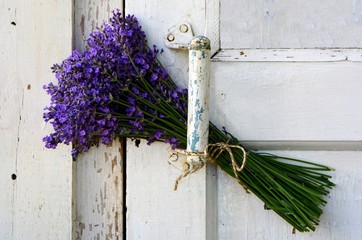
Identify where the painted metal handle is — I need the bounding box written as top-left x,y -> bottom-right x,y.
187,36 -> 211,165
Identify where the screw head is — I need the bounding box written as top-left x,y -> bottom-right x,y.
179,24 -> 188,33
167,34 -> 175,42
169,153 -> 178,162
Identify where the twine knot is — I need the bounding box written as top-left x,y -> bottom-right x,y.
172,142 -> 248,191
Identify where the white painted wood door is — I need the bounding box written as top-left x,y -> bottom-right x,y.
126,1 -> 362,240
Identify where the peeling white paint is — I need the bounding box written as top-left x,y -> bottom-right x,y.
213,49 -> 362,62
73,1 -> 123,239
187,36 -> 211,164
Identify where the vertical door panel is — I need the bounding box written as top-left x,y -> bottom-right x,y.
0,0 -> 73,239
125,1 -> 218,239
73,1 -> 124,239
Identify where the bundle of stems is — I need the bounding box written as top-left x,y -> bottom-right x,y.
115,79 -> 335,232
43,11 -> 335,232
209,125 -> 335,232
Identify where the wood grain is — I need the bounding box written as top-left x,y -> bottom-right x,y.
73,1 -> 124,239
221,0 -> 362,48
213,49 -> 362,62
75,142 -> 123,240
205,0 -> 221,55
126,0 -> 209,89
0,1 -> 20,238
210,62 -> 362,144
126,140 -> 217,240
0,0 -> 73,239
126,2 -> 218,239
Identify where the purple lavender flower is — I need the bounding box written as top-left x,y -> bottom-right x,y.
43,10 -> 188,157
165,137 -> 178,150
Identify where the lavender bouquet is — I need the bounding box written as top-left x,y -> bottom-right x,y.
43,10 -> 334,232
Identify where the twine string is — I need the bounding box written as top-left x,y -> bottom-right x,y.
173,143 -> 248,191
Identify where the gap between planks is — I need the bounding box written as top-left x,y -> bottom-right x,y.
240,140 -> 362,151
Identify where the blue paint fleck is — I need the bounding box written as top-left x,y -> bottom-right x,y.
190,99 -> 206,151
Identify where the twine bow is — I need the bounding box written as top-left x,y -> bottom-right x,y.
172,143 -> 248,191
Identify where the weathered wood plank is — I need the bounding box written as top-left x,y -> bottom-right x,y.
126,0 -> 209,88
218,151 -> 362,240
212,49 -> 362,62
0,0 -> 73,239
205,0 -> 220,55
221,0 -> 362,48
210,62 -> 362,144
126,140 -> 217,240
0,1 -> 19,238
126,2 -> 218,239
73,1 -> 124,239
75,141 -> 123,240
74,0 -> 122,51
